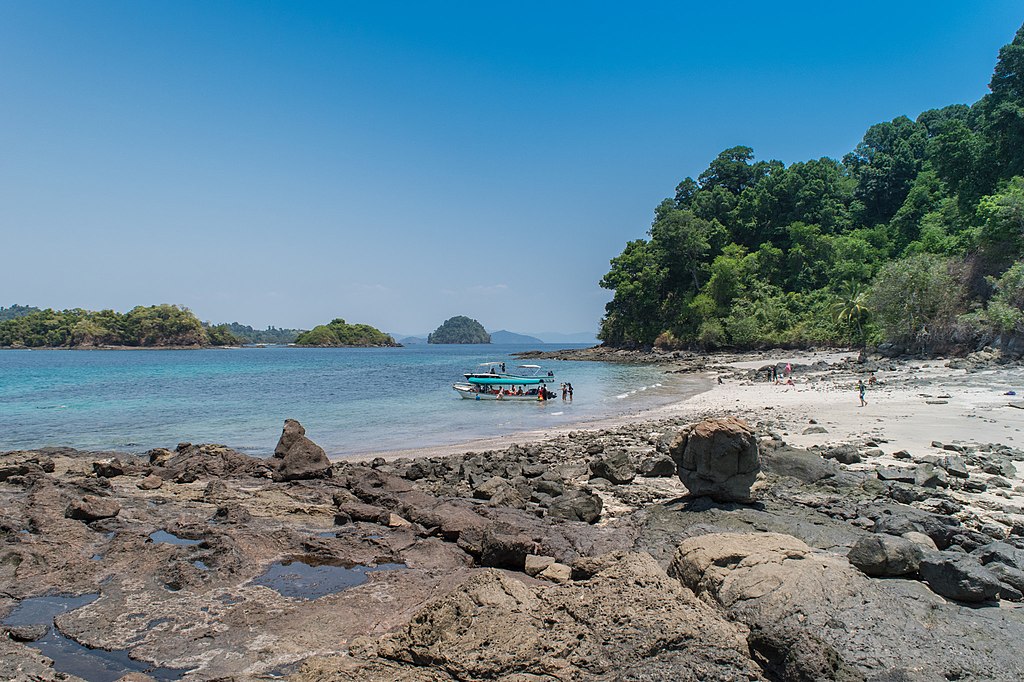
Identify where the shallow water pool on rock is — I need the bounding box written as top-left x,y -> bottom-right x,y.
251,557 -> 406,599
148,529 -> 202,546
2,593 -> 191,682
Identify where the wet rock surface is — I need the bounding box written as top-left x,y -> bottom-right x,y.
2,417 -> 1024,680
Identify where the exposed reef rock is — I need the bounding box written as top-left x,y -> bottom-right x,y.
4,412 -> 1024,680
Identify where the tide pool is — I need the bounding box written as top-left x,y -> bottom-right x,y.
0,345 -> 702,457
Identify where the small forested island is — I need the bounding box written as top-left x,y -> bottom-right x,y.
0,304 -> 239,348
599,24 -> 1024,356
428,316 -> 491,344
214,322 -> 302,345
0,304 -> 40,322
293,318 -> 399,347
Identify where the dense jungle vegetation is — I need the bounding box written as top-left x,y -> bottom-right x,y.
599,24 -> 1024,353
0,304 -> 238,347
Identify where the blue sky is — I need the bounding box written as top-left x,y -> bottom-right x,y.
2,2 -> 1022,336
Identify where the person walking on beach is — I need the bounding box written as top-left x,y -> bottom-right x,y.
858,378 -> 867,407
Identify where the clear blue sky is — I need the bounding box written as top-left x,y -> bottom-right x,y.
2,2 -> 1022,336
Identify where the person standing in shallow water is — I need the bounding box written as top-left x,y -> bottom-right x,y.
858,378 -> 867,407
567,383 -> 574,400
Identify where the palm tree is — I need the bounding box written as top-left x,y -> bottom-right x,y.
832,282 -> 870,347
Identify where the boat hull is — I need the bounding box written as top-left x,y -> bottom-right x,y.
453,384 -> 547,401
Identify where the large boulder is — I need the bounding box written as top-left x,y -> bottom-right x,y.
761,443 -> 838,483
847,534 -> 923,576
637,454 -> 676,477
589,449 -> 636,484
65,495 -> 120,522
670,417 -> 760,502
919,552 -> 1002,603
271,419 -> 332,481
92,458 -> 127,478
546,488 -> 603,524
823,445 -> 862,465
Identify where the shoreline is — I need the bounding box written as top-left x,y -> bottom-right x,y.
5,348 -> 1024,679
341,372 -> 717,462
357,347 -> 1024,468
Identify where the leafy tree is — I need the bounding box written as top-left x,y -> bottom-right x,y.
844,116 -> 928,226
831,282 -> 870,346
697,146 -> 780,196
599,240 -> 665,346
868,255 -> 965,349
977,176 -> 1024,263
978,24 -> 1024,180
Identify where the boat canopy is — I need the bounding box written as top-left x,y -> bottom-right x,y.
468,376 -> 542,386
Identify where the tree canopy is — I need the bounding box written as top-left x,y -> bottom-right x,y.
0,304 -> 231,348
598,22 -> 1024,354
293,318 -> 398,347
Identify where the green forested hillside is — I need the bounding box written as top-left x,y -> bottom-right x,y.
294,318 -> 398,347
428,316 -> 491,344
0,305 -> 230,347
599,24 -> 1024,353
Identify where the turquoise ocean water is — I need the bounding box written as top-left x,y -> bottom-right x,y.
0,345 -> 703,458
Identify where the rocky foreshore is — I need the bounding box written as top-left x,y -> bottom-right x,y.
4,380 -> 1024,681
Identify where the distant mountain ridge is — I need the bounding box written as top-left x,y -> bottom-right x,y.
488,330 -> 544,345
525,331 -> 599,345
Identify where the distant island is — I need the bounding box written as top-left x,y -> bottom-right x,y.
489,330 -> 544,345
294,318 -> 399,347
213,322 -> 303,345
0,304 -> 236,348
428,316 -> 490,344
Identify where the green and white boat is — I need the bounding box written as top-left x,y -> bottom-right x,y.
454,363 -> 558,400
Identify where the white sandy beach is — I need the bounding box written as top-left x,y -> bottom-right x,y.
368,351 -> 1024,467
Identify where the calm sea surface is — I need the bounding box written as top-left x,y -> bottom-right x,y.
0,344 -> 704,457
